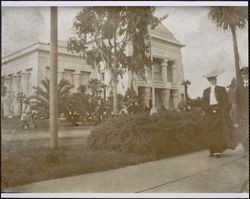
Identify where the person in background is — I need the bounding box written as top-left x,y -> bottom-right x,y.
21,100 -> 31,129
235,66 -> 249,158
201,67 -> 237,158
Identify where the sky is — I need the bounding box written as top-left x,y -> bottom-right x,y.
2,6 -> 248,98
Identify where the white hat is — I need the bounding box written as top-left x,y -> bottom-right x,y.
203,67 -> 225,78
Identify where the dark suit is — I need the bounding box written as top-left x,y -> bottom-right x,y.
202,86 -> 230,114
235,81 -> 249,119
201,85 -> 236,154
235,80 -> 249,152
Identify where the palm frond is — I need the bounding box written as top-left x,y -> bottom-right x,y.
209,7 -> 248,30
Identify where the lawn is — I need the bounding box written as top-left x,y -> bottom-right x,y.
2,111 -> 207,191
1,117 -> 80,130
1,136 -> 155,190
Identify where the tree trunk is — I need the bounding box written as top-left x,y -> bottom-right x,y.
49,7 -> 58,149
184,85 -> 188,109
230,25 -> 241,87
111,76 -> 118,115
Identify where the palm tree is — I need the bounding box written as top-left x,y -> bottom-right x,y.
29,78 -> 74,119
181,80 -> 191,110
208,7 -> 248,86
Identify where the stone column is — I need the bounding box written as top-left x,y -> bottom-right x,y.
2,77 -> 11,117
21,72 -> 31,98
172,62 -> 177,83
173,90 -> 179,110
13,74 -> 22,116
72,72 -> 81,93
144,87 -> 151,108
160,89 -> 170,110
6,76 -> 14,118
58,70 -> 64,84
162,60 -> 168,82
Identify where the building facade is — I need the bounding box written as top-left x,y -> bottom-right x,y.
1,23 -> 185,117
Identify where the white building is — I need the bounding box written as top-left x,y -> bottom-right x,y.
1,23 -> 185,117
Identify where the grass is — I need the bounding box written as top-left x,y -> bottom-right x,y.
1,136 -> 156,190
1,117 -> 79,131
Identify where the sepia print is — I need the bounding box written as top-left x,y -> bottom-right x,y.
1,2 -> 249,197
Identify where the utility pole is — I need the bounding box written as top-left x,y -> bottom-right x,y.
50,7 -> 58,149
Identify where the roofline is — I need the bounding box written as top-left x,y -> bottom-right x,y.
151,34 -> 185,47
2,42 -> 39,59
1,41 -> 76,64
2,36 -> 185,64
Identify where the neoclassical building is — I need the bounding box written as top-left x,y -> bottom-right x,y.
1,23 -> 185,117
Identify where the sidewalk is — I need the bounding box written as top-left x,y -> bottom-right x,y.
2,126 -> 93,142
4,145 -> 249,193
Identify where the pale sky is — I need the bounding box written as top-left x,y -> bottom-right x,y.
2,6 -> 248,98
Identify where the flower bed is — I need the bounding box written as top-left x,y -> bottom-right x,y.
87,111 -> 206,158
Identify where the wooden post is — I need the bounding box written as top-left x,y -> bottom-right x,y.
50,7 -> 58,149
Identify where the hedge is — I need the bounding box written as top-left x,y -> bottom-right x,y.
87,111 -> 207,158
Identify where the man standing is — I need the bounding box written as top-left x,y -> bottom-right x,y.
201,67 -> 237,158
235,66 -> 249,158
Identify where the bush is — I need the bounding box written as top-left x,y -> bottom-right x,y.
87,111 -> 206,158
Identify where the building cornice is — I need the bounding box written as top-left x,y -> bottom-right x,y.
2,41 -> 82,64
151,34 -> 185,47
2,36 -> 184,65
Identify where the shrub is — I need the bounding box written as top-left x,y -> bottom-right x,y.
87,111 -> 206,158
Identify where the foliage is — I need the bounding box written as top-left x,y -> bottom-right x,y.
29,78 -> 75,120
208,7 -> 248,85
87,78 -> 103,99
189,97 -> 202,108
87,111 -> 205,158
208,7 -> 248,30
68,7 -> 167,113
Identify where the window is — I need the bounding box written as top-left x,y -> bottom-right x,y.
153,58 -> 163,81
64,69 -> 75,84
167,61 -> 174,82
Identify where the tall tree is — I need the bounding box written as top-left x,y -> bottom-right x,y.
208,7 -> 248,86
68,7 -> 166,114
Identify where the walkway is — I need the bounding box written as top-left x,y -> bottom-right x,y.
4,145 -> 249,193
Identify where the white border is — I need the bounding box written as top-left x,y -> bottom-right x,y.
1,1 -> 248,7
1,193 -> 249,198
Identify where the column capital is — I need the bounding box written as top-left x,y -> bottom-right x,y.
162,61 -> 168,67
12,74 -> 21,79
172,65 -> 177,69
3,76 -> 11,80
21,71 -> 30,75
72,71 -> 81,75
